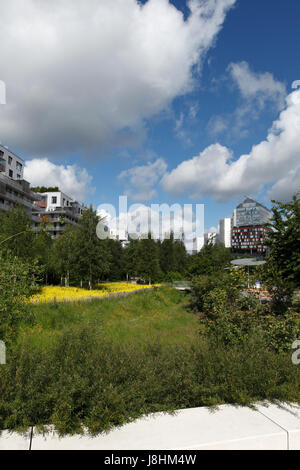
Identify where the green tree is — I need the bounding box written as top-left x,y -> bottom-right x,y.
188,242 -> 232,277
104,239 -> 125,281
52,225 -> 78,286
136,234 -> 162,284
159,233 -> 176,274
0,204 -> 34,260
266,193 -> 300,286
32,220 -> 54,284
0,253 -> 39,343
72,207 -> 110,288
123,239 -> 139,281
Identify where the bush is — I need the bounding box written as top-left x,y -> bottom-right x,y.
1,324 -> 300,435
0,253 -> 40,343
165,272 -> 184,282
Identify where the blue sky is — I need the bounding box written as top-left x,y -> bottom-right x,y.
1,0 -> 300,232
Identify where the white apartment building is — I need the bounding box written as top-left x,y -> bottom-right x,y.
0,144 -> 39,222
33,190 -> 85,238
219,218 -> 232,248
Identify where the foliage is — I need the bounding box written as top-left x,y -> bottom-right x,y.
60,207 -> 111,288
266,193 -> 300,286
159,233 -> 187,275
135,234 -> 163,283
0,289 -> 299,434
31,186 -> 60,193
165,271 -> 184,282
0,204 -> 34,260
0,253 -> 39,343
188,242 -> 233,277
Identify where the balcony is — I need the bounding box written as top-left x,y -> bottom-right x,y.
34,200 -> 47,208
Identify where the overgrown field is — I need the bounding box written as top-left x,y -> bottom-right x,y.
1,288 -> 300,436
30,282 -> 159,304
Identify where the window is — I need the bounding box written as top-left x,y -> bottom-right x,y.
17,174 -> 21,179
8,156 -> 12,165
52,196 -> 57,204
9,169 -> 13,178
16,162 -> 22,172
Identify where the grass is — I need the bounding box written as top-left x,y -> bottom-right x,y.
29,282 -> 159,304
29,287 -> 197,346
1,287 -> 300,436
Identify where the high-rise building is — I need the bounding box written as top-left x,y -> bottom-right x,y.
33,190 -> 85,238
219,218 -> 232,248
231,197 -> 272,254
0,144 -> 39,222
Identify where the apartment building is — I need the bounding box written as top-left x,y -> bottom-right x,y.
33,190 -> 85,238
0,144 -> 39,222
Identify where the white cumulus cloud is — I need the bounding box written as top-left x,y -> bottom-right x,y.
161,89 -> 300,202
118,158 -> 167,201
24,159 -> 94,202
0,0 -> 236,155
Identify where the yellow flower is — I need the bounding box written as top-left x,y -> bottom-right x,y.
30,282 -> 161,304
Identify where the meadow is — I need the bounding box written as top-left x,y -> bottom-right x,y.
29,287 -> 196,345
30,282 -> 158,304
1,287 -> 300,436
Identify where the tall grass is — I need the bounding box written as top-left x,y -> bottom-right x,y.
0,288 -> 299,435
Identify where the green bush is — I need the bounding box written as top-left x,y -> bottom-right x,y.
1,324 -> 300,435
0,253 -> 40,343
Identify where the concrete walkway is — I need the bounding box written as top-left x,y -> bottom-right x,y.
1,403 -> 300,450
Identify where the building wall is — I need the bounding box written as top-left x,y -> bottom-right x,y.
219,218 -> 231,248
234,198 -> 271,227
231,198 -> 271,254
0,145 -> 38,221
231,226 -> 270,254
0,144 -> 24,180
33,191 -> 84,238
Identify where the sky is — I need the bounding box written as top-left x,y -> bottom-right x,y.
0,0 -> 300,233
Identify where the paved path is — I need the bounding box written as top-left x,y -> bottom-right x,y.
1,403 -> 300,450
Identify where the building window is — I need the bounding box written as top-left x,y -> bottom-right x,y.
17,174 -> 21,179
8,156 -> 12,165
51,196 -> 57,204
9,169 -> 13,178
16,162 -> 22,172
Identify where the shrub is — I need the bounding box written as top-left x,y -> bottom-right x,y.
0,253 -> 40,343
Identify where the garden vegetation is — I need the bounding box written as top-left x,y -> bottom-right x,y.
0,193 -> 299,435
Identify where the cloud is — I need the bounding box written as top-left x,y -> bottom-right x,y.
161,89 -> 300,202
228,61 -> 286,110
24,159 -> 94,202
118,158 -> 167,201
268,166 -> 300,202
207,115 -> 229,136
0,0 -> 236,156
208,62 -> 287,139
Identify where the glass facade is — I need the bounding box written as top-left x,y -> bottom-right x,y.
234,198 -> 271,227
